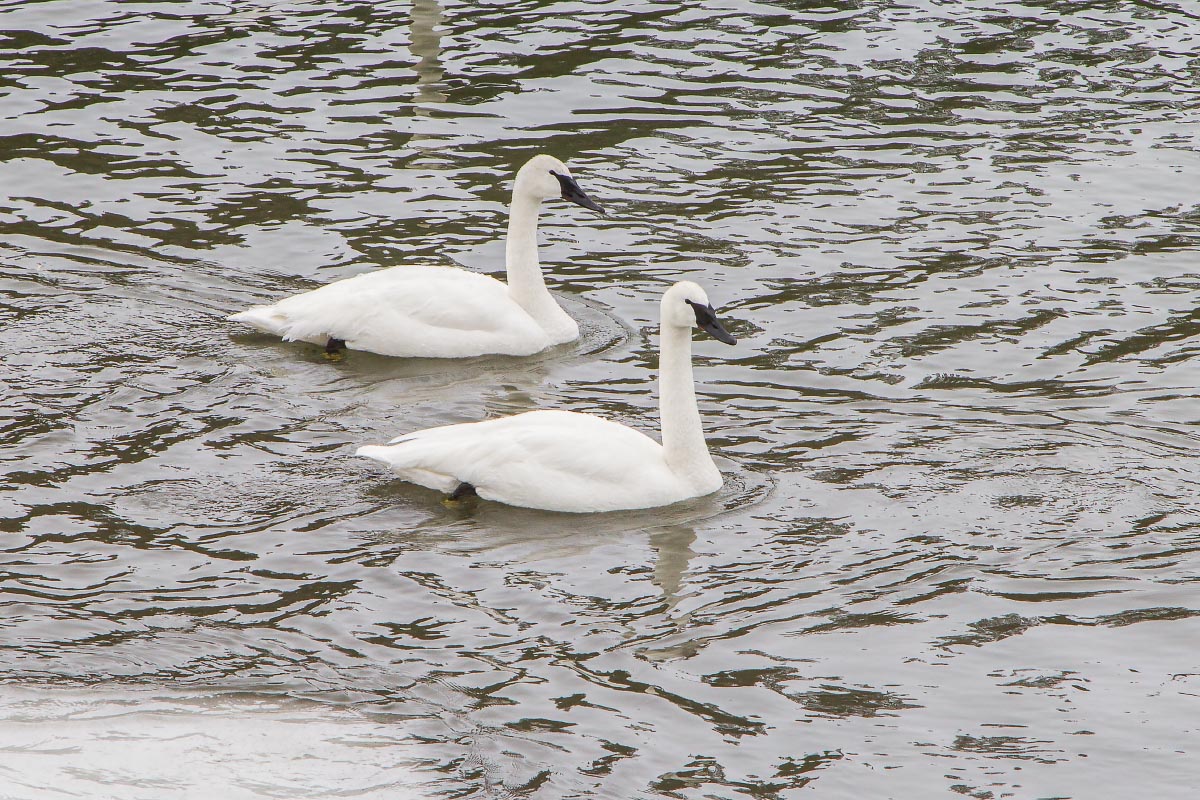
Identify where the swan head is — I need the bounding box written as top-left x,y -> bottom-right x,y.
514,154 -> 605,214
662,281 -> 737,345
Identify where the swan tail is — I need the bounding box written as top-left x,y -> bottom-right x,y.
229,306 -> 288,336
229,306 -> 336,347
355,445 -> 460,494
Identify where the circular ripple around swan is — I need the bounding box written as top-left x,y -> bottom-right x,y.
227,289 -> 632,389
352,454 -> 773,551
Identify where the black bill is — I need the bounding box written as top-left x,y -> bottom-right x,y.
686,300 -> 737,345
550,170 -> 605,214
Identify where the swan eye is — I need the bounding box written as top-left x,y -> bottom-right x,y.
685,298 -> 712,320
551,170 -> 606,214
684,299 -> 737,345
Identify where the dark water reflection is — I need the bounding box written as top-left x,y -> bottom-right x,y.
2,0 -> 1200,797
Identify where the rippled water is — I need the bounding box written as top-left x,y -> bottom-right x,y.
3,0 -> 1200,797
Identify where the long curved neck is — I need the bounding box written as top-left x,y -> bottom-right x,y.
504,191 -> 546,305
503,187 -> 576,338
659,324 -> 716,479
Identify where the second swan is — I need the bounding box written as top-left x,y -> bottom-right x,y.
357,281 -> 737,513
229,154 -> 604,358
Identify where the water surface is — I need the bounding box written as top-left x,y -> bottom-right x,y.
2,1 -> 1199,797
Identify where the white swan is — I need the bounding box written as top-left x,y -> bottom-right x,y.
228,154 -> 604,358
356,281 -> 737,513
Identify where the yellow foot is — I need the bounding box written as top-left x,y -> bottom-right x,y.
442,488 -> 478,510
323,350 -> 344,362
441,498 -> 478,512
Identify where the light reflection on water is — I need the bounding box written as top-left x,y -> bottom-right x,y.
2,0 -> 1200,797
0,686 -> 430,800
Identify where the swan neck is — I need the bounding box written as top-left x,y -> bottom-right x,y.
503,186 -> 576,340
505,190 -> 548,304
659,324 -> 715,478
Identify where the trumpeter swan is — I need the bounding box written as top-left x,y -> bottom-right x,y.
229,154 -> 604,358
356,281 -> 737,512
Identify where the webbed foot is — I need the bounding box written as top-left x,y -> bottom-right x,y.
442,482 -> 478,508
324,337 -> 346,360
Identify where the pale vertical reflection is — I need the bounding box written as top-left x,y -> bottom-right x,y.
409,0 -> 446,153
650,525 -> 697,608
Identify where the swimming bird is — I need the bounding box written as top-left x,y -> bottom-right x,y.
228,154 -> 604,358
356,281 -> 737,513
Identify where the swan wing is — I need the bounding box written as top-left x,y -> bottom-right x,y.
230,266 -> 550,357
357,410 -> 685,512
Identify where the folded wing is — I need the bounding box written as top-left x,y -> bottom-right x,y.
356,410 -> 676,512
230,266 -> 548,357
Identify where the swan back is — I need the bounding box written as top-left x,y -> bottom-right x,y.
358,410 -> 686,513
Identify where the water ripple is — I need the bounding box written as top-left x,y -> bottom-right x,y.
2,0 -> 1199,797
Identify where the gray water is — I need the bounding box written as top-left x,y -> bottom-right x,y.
2,0 -> 1199,797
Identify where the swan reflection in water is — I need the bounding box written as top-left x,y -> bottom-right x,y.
650,524 -> 698,609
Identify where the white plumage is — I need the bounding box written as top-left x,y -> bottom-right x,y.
229,266 -> 547,357
358,411 -> 679,511
357,281 -> 738,513
229,154 -> 604,358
